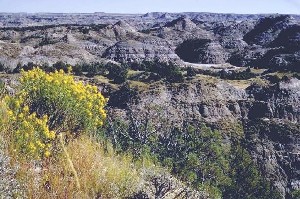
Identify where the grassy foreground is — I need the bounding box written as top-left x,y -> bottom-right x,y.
0,68 -> 154,198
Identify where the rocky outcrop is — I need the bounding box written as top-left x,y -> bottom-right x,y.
107,79 -> 249,132
164,17 -> 197,31
228,46 -> 268,67
244,119 -> 300,198
175,39 -> 229,64
107,76 -> 299,127
243,15 -> 293,46
148,17 -> 213,46
213,21 -> 255,52
133,169 -> 209,199
255,25 -> 300,72
227,15 -> 300,72
241,78 -> 300,123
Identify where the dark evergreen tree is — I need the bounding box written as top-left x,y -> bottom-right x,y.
186,66 -> 197,77
107,63 -> 128,84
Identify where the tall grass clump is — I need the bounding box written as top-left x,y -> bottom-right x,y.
21,135 -> 142,198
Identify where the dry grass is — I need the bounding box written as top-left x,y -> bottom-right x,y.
266,71 -> 299,79
194,74 -> 251,89
127,70 -> 143,78
94,75 -> 119,90
250,77 -> 270,87
11,135 -> 142,199
194,74 -> 219,85
225,79 -> 252,89
129,80 -> 150,91
250,68 -> 266,74
94,75 -> 110,84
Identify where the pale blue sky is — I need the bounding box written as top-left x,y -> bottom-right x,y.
0,0 -> 299,14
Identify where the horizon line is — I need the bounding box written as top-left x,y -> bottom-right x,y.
0,11 -> 297,15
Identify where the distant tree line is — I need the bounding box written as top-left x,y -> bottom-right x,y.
186,66 -> 258,80
6,59 -> 273,84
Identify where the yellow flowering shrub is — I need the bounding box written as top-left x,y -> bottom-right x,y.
4,68 -> 107,159
4,102 -> 55,159
18,68 -> 107,133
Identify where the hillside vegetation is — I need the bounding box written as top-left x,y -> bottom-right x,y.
0,67 -> 288,199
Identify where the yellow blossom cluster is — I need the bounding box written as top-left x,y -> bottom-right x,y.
5,101 -> 55,159
19,68 -> 107,132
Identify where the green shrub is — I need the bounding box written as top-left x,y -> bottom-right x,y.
224,142 -> 282,199
107,63 -> 128,84
137,60 -> 184,83
186,66 -> 197,77
291,189 -> 300,199
0,63 -> 5,72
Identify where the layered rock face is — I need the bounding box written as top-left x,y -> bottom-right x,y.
243,15 -> 292,46
243,79 -> 300,123
102,40 -> 178,63
228,15 -> 300,72
107,77 -> 300,197
115,78 -> 299,125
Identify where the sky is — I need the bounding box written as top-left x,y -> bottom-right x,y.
0,0 -> 299,14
